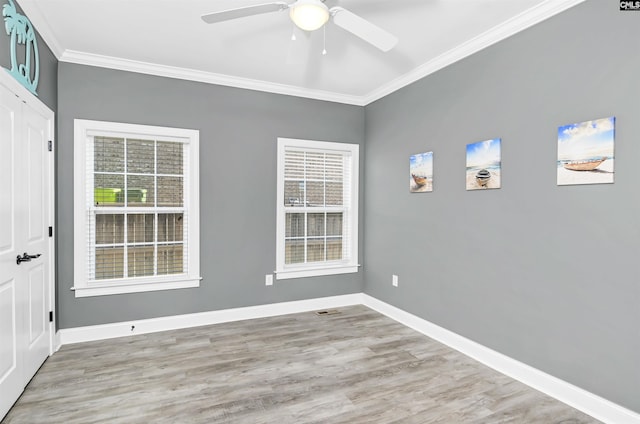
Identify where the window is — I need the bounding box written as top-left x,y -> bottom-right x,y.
276,138 -> 359,279
74,120 -> 200,297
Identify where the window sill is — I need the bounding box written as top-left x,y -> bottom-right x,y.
275,265 -> 359,280
73,277 -> 201,298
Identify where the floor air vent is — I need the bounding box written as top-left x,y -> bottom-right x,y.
315,309 -> 341,316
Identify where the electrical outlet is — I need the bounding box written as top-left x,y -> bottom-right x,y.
392,275 -> 398,287
265,274 -> 273,286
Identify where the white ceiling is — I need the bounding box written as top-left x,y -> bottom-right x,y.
19,0 -> 583,105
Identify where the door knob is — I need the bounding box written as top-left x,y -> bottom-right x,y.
16,252 -> 41,265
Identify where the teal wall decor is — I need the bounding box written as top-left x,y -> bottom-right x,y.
3,0 -> 39,95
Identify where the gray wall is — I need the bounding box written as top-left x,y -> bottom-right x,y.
57,63 -> 365,328
16,0 -> 638,414
364,0 -> 639,413
0,0 -> 57,111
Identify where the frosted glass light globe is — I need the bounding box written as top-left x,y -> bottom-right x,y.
290,0 -> 329,31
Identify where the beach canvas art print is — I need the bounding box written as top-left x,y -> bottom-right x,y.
557,117 -> 615,186
466,138 -> 501,190
409,151 -> 433,193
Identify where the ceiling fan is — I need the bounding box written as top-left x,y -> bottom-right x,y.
201,0 -> 398,52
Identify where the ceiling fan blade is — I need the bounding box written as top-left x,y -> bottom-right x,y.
329,7 -> 398,52
202,2 -> 289,24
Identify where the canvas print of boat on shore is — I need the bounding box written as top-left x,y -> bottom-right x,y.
409,151 -> 433,192
557,116 -> 615,186
466,138 -> 501,190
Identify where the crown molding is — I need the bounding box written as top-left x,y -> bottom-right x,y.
58,50 -> 366,106
362,0 -> 587,105
19,0 -> 584,106
14,0 -> 65,58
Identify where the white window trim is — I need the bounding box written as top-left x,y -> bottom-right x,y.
276,137 -> 359,280
73,119 -> 201,297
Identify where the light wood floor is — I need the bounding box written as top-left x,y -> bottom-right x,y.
3,305 -> 601,424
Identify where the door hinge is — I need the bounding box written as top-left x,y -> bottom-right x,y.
49,311 -> 53,322
48,140 -> 52,151
49,226 -> 53,237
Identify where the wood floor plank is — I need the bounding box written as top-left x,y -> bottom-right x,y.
2,305 -> 601,424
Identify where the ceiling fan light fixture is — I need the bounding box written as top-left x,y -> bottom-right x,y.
289,0 -> 329,32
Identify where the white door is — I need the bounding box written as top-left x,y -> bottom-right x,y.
21,98 -> 51,380
0,81 -> 53,420
0,77 -> 25,420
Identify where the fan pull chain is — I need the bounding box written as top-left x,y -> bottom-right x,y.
322,25 -> 327,55
291,25 -> 297,41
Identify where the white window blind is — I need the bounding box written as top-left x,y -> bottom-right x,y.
89,136 -> 187,280
74,120 -> 200,297
276,138 -> 359,280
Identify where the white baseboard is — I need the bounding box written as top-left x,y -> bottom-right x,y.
54,330 -> 62,353
361,294 -> 640,424
55,292 -> 639,424
57,293 -> 364,345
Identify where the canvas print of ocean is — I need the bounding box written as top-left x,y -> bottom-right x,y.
409,151 -> 433,193
466,138 -> 501,190
557,117 -> 615,186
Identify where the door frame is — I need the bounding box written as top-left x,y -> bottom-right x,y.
0,70 -> 56,356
